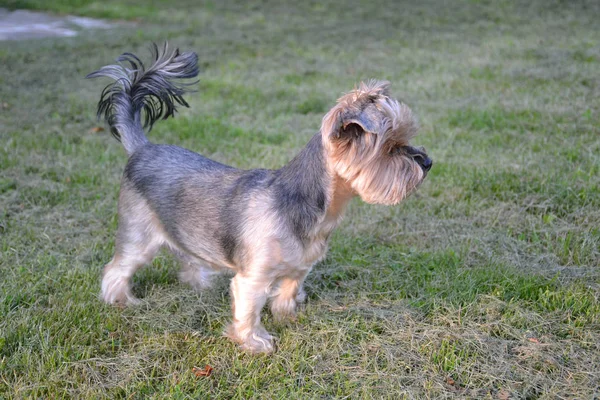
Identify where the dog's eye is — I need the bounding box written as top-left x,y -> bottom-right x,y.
389,145 -> 403,155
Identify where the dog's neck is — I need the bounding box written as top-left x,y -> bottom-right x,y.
326,173 -> 355,220
276,133 -> 356,238
276,133 -> 330,204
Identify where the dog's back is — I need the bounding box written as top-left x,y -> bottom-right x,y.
89,43 -> 431,354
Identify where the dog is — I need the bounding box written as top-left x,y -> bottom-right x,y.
88,43 -> 432,354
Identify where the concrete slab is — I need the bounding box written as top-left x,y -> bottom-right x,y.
0,8 -> 113,41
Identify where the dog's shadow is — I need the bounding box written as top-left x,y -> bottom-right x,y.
130,255 -> 180,296
128,255 -> 231,334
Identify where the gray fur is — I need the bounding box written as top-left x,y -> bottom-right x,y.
122,137 -> 329,270
272,134 -> 329,241
91,45 -> 431,354
87,43 -> 199,155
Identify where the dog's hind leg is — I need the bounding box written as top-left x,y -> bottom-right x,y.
101,185 -> 165,305
174,250 -> 220,291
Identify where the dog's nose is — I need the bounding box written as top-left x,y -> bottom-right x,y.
418,156 -> 432,172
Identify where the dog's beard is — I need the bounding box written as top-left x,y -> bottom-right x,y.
338,157 -> 425,205
327,135 -> 426,205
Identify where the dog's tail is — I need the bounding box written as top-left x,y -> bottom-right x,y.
87,43 -> 199,155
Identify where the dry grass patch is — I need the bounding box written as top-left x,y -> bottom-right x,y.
1,0 -> 599,398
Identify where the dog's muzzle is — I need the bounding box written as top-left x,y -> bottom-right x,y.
417,156 -> 432,172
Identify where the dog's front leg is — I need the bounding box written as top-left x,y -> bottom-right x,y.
270,270 -> 310,322
226,273 -> 274,353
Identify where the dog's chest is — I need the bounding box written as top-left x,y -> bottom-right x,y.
300,216 -> 338,265
301,236 -> 328,266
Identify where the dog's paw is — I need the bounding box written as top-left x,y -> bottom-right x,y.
101,269 -> 140,306
225,324 -> 275,354
240,331 -> 275,354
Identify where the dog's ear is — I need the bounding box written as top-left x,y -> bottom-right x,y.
338,106 -> 382,138
321,98 -> 383,141
321,80 -> 392,141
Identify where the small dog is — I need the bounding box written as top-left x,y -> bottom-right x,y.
88,44 -> 432,353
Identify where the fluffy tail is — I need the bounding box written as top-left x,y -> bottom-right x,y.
87,43 -> 199,155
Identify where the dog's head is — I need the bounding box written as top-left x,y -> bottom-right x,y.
321,80 -> 431,205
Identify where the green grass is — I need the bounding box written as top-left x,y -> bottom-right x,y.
1,0 -> 599,398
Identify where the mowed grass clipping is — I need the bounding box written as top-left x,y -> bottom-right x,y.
1,0 -> 599,398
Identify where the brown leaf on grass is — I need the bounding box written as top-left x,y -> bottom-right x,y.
90,126 -> 105,133
445,376 -> 464,393
193,365 -> 213,377
528,337 -> 540,344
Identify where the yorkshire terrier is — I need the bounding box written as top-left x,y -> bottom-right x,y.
88,44 -> 432,353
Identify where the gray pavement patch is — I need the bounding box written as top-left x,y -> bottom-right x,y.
0,8 -> 114,41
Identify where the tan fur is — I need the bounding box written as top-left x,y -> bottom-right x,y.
100,80 -> 430,354
321,80 -> 424,205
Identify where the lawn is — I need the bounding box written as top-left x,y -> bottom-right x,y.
1,0 -> 599,398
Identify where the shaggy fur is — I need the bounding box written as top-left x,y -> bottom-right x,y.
88,44 -> 432,354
